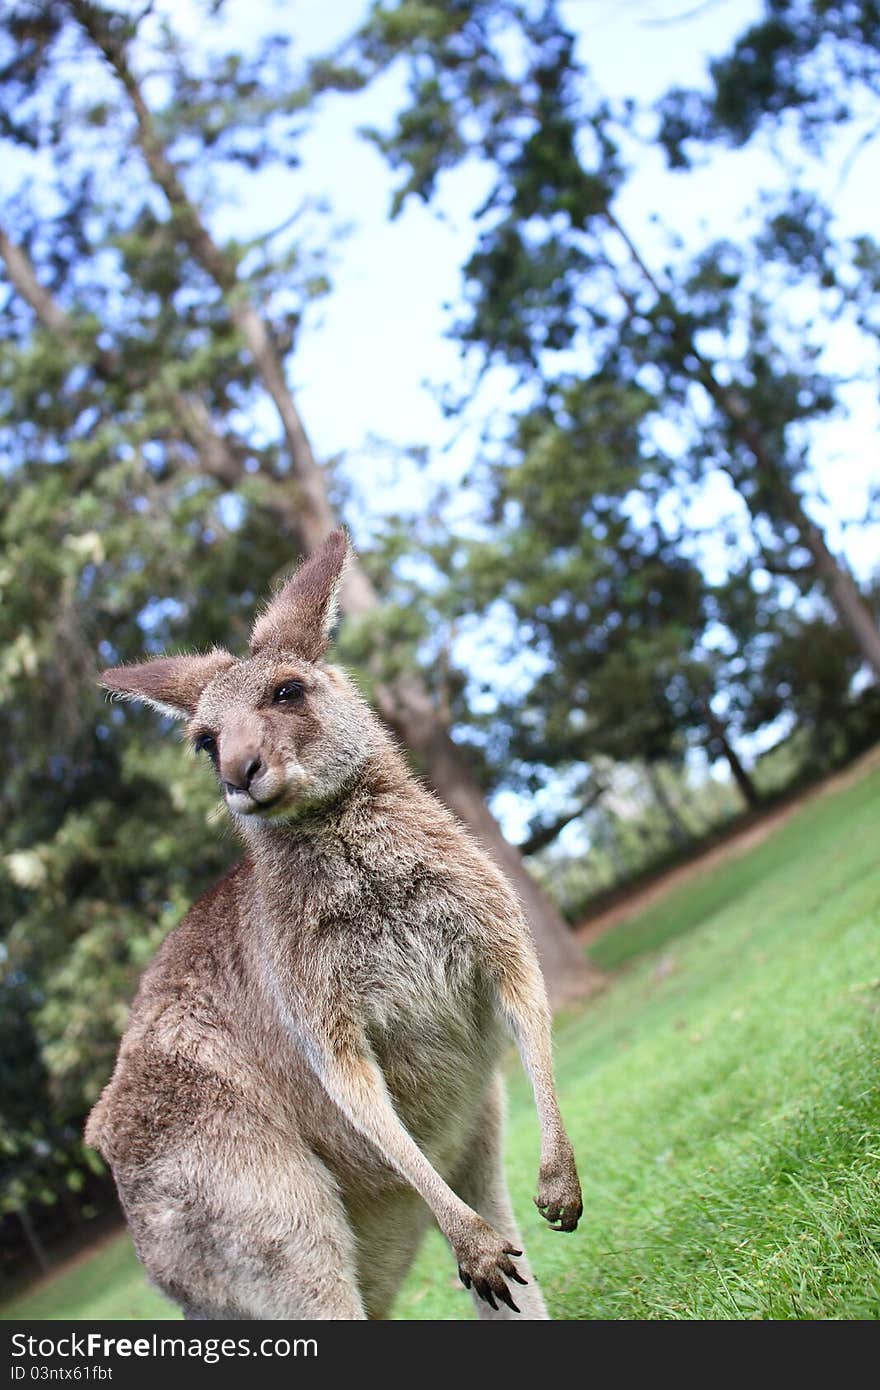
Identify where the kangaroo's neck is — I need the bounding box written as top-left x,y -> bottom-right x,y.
243,736 -> 417,927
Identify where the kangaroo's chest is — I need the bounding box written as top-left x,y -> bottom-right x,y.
361,913 -> 504,1151
286,846 -> 506,1153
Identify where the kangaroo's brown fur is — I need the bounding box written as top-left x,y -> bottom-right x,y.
86,530 -> 582,1320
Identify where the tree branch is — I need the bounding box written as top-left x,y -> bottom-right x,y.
519,782 -> 606,857
601,205 -> 880,677
71,0 -> 359,589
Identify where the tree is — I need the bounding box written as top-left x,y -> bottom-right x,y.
430,374 -> 764,846
345,0 -> 880,681
708,563 -> 877,774
656,0 -> 880,161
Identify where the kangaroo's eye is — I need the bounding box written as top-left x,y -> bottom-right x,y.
194,732 -> 218,756
273,680 -> 305,706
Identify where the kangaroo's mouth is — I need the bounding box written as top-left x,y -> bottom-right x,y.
225,789 -> 286,817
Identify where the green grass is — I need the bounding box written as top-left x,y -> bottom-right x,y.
1,1234 -> 172,1321
4,765 -> 880,1320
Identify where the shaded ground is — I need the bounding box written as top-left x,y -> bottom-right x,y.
3,754 -> 879,1320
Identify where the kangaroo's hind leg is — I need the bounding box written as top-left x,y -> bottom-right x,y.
451,1072 -> 550,1320
346,1185 -> 432,1320
123,1119 -> 368,1321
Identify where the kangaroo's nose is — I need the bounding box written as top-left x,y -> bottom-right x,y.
221,751 -> 263,795
243,755 -> 262,787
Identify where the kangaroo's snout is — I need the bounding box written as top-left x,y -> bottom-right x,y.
220,732 -> 281,813
220,747 -> 263,795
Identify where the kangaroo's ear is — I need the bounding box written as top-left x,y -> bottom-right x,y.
100,648 -> 235,720
250,528 -> 350,662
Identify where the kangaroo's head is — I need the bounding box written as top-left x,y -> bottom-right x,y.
101,529 -> 375,826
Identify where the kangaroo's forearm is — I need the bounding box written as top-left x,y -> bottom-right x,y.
318,1049 -> 474,1239
272,978 -> 476,1234
494,954 -> 571,1164
510,1005 -> 571,1167
493,951 -> 582,1228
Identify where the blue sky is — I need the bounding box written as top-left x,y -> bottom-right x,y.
6,0 -> 876,576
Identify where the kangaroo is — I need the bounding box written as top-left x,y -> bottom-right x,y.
85,529 -> 582,1321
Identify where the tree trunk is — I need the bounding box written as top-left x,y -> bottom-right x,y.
800,517 -> 880,680
0,222 -> 247,492
646,762 -> 691,847
704,708 -> 761,808
17,1204 -> 51,1275
67,4 -> 597,1003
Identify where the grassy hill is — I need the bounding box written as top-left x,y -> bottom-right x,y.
4,762 -> 879,1320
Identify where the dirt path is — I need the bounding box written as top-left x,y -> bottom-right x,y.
575,746 -> 880,948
